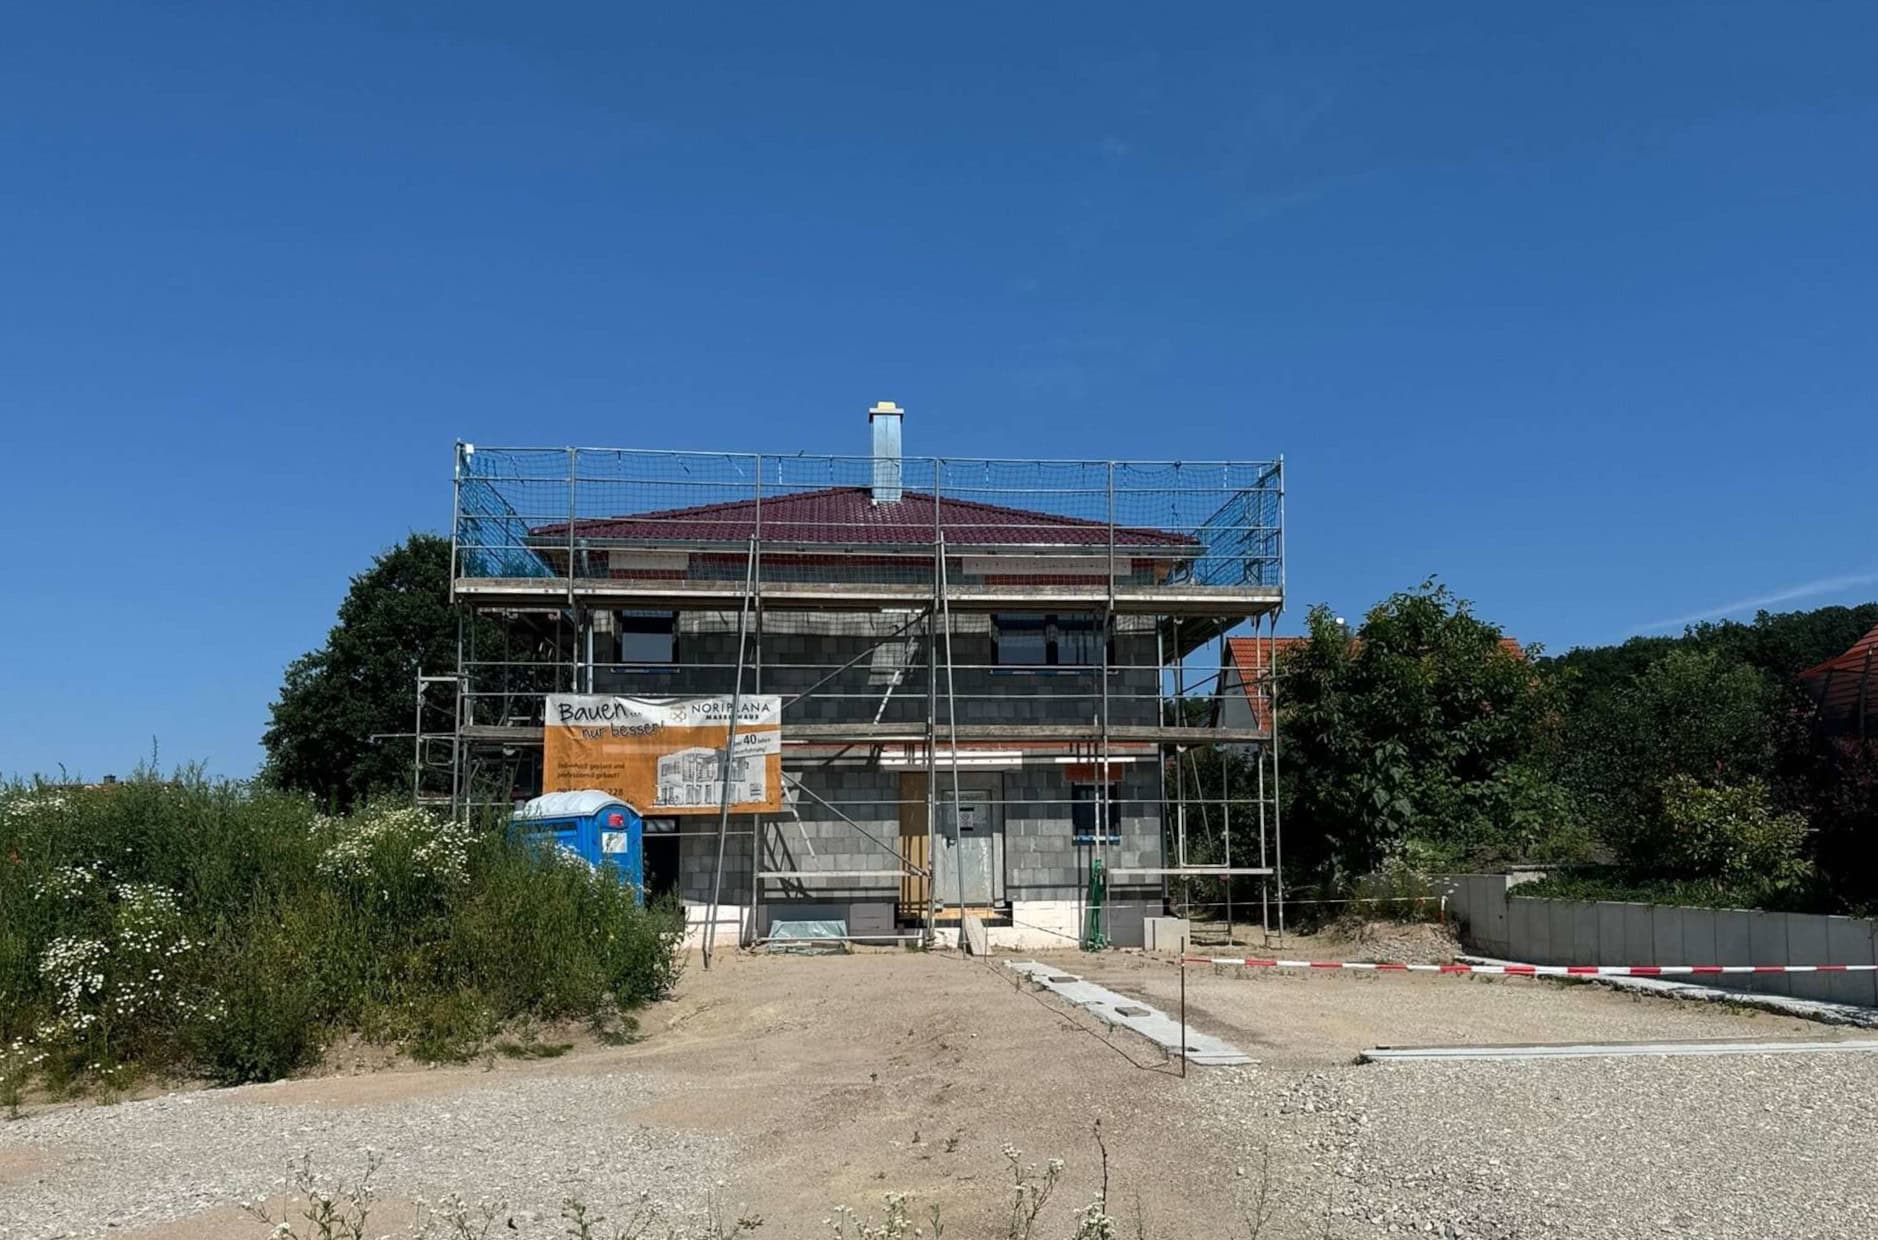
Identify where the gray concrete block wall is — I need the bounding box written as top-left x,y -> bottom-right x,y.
1620,904 -> 1654,966
1679,907 -> 1718,975
1824,918 -> 1877,1006
1650,906 -> 1683,969
590,615 -> 1174,930
761,766 -> 905,904
677,827 -> 753,905
626,628 -> 1164,732
1446,875 -> 1507,955
1748,912 -> 1791,997
1570,902 -> 1599,964
1712,911 -> 1753,994
1002,765 -> 1161,904
740,760 -> 1166,920
1438,872 -> 1554,958
1595,903 -> 1625,964
1546,902 -> 1575,966
1483,894 -> 1878,1007
1510,896 -> 1540,962
1786,915 -> 1832,1002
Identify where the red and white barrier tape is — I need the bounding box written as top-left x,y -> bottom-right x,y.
1179,956 -> 1878,977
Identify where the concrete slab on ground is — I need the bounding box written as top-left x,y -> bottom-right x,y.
1361,1037 -> 1878,1062
1003,959 -> 1252,1066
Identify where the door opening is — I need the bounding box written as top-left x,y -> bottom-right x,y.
642,821 -> 679,901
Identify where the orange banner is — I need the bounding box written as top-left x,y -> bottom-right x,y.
542,694 -> 783,814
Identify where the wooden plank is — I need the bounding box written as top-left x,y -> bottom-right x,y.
932,905 -> 1005,923
899,772 -> 930,916
963,914 -> 990,956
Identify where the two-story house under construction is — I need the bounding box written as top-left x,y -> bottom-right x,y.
433,403 -> 1285,949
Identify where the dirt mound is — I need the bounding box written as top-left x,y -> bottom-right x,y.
1349,918 -> 1463,964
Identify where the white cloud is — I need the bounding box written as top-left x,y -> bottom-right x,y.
1631,570 -> 1878,634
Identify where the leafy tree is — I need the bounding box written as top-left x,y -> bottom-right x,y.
262,534 -> 460,809
1686,604 -> 1878,679
1558,648 -> 1776,863
1548,603 -> 1878,706
1546,634 -> 1682,711
1278,582 -> 1567,885
1779,711 -> 1878,911
1545,601 -> 1878,910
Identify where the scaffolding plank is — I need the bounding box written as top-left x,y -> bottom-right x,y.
458,722 -> 1270,744
455,576 -> 1282,617
757,869 -> 910,880
1109,866 -> 1274,877
789,723 -> 1271,744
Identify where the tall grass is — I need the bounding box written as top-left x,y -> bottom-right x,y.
0,772 -> 683,1093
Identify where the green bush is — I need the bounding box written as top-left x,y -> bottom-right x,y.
1516,872 -> 1810,912
1520,778 -> 1814,913
0,775 -> 685,1091
1345,854 -> 1444,922
185,910 -> 328,1082
1653,776 -> 1812,892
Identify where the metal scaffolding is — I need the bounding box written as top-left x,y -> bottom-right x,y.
427,439 -> 1288,950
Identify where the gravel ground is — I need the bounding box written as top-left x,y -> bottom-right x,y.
5,948 -> 1874,1240
1194,1054 -> 1878,1240
0,1072 -> 733,1240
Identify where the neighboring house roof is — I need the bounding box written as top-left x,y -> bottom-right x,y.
1220,634 -> 1525,733
1221,637 -> 1308,735
1799,624 -> 1878,681
1798,624 -> 1878,733
532,486 -> 1197,549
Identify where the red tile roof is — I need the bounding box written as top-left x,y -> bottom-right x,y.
1799,624 -> 1878,681
1222,637 -> 1308,734
1798,624 -> 1878,726
533,486 -> 1197,549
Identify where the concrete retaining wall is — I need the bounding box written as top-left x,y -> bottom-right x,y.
1438,873 -> 1878,1007
1439,871 -> 1546,958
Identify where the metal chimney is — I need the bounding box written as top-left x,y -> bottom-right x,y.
868,400 -> 903,503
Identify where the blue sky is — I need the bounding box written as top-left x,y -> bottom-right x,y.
3,3 -> 1874,779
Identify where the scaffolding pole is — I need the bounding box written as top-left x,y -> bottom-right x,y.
1098,461 -> 1115,946
1271,610 -> 1286,944
938,533 -> 966,949
1155,620 -> 1170,920
748,468 -> 764,949
925,504 -> 940,946
702,536 -> 758,969
1258,613 -> 1270,942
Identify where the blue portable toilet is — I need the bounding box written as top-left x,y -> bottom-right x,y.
510,790 -> 645,901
